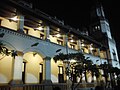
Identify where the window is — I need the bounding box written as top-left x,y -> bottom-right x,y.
39,64 -> 43,83
58,66 -> 64,74
22,62 -> 26,83
39,64 -> 43,73
58,66 -> 64,83
94,25 -> 100,31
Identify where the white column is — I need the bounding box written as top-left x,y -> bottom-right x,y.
10,51 -> 23,84
17,14 -> 24,33
78,39 -> 82,51
65,33 -> 69,54
43,56 -> 51,81
89,44 -> 93,54
42,56 -> 52,90
45,26 -> 50,40
13,57 -> 23,80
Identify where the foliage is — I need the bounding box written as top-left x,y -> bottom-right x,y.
0,42 -> 11,56
0,42 -> 17,59
53,52 -> 94,83
53,52 -> 85,62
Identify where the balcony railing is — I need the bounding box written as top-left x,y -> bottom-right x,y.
0,83 -> 97,90
0,83 -> 67,90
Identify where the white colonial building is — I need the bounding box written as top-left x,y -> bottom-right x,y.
0,0 -> 119,89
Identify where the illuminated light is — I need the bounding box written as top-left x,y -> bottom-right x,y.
36,26 -> 43,31
90,44 -> 94,50
55,34 -> 61,37
39,20 -> 43,24
95,25 -> 100,30
90,47 -> 94,50
10,16 -> 19,21
81,39 -> 84,42
81,43 -> 85,47
58,64 -> 63,66
70,39 -> 74,42
70,59 -> 76,63
71,34 -> 74,38
47,37 -> 50,40
57,28 -> 60,31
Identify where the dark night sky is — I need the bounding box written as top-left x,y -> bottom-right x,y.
25,0 -> 120,51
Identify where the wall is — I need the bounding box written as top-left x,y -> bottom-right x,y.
0,55 -> 12,83
0,17 -> 17,31
23,52 -> 43,83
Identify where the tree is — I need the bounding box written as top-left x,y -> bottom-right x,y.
53,52 -> 93,90
0,42 -> 17,60
110,67 -> 120,86
88,64 -> 100,83
99,62 -> 110,87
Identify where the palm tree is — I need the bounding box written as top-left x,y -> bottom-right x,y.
100,62 -> 112,87
83,59 -> 93,83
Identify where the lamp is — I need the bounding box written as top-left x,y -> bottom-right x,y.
55,33 -> 61,37
36,26 -> 43,31
31,42 -> 39,47
8,16 -> 19,22
33,52 -> 37,57
56,49 -> 62,53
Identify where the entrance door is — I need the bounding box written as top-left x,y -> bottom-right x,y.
22,62 -> 26,84
58,66 -> 64,83
39,64 -> 43,83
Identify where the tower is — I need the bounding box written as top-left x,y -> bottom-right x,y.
89,2 -> 119,68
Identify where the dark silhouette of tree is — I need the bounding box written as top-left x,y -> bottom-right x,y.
0,42 -> 17,60
53,52 -> 93,90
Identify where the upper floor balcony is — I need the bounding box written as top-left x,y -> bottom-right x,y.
0,0 -> 108,62
0,24 -> 108,63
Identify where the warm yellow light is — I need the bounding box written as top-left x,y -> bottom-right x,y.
90,47 -> 94,50
57,28 -> 60,31
10,16 -> 19,21
70,39 -> 74,42
90,44 -> 93,50
36,26 -> 43,31
55,34 -> 61,37
70,59 -> 76,63
81,43 -> 85,47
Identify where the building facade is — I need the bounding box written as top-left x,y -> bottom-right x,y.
0,0 -> 119,87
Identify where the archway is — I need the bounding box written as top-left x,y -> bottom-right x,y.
0,40 -> 16,84
23,51 -> 44,84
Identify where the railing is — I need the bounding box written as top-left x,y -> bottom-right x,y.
0,85 -> 10,90
0,83 -> 67,90
0,83 -> 97,90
